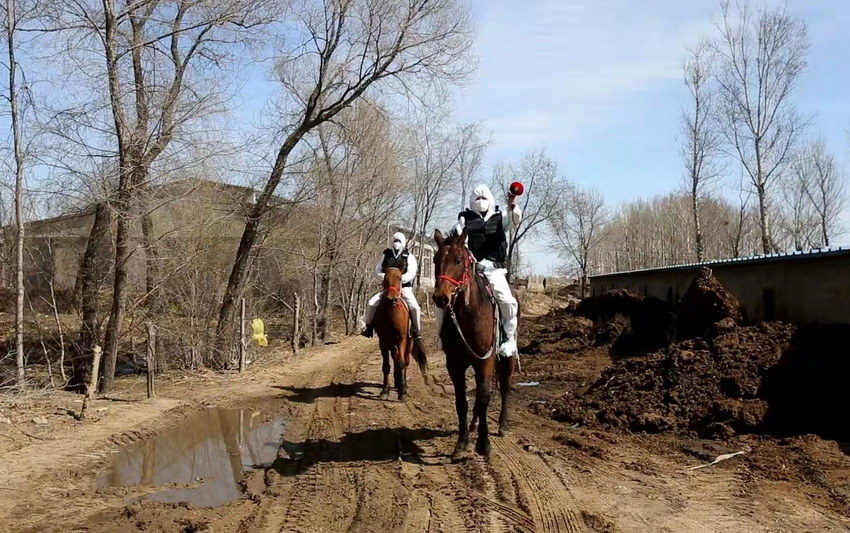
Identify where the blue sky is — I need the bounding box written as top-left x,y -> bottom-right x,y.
455,0 -> 850,207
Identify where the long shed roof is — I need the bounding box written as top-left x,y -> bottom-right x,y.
590,246 -> 850,280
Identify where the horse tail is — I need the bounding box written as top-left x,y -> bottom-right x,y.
411,337 -> 429,384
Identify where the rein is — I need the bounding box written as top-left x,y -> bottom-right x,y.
440,252 -> 499,360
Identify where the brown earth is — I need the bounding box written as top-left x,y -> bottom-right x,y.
547,321 -> 799,438
676,266 -> 743,339
1,315 -> 849,531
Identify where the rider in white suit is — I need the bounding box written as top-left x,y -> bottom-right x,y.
439,184 -> 522,357
361,232 -> 422,339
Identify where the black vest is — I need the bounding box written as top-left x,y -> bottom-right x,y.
459,208 -> 507,264
381,248 -> 412,287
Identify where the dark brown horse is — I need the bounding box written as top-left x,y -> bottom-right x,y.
432,229 -> 515,459
374,267 -> 427,401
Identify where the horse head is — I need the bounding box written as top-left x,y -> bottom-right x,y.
382,267 -> 403,301
432,228 -> 471,309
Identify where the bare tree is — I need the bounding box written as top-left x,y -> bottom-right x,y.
680,40 -> 721,262
307,102 -> 403,341
492,149 -> 564,279
215,0 -> 472,350
406,110 -> 465,280
2,0 -> 38,387
803,141 -> 845,246
780,157 -> 818,250
455,121 -> 487,210
713,0 -> 809,254
550,183 -> 605,296
52,0 -> 271,390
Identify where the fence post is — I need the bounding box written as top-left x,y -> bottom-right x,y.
79,345 -> 102,419
238,298 -> 246,372
146,322 -> 156,399
292,291 -> 300,354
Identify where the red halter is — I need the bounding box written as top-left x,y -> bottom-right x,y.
382,267 -> 403,300
383,285 -> 401,299
437,252 -> 472,288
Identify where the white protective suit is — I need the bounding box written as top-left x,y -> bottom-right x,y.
438,184 -> 522,357
362,232 -> 422,336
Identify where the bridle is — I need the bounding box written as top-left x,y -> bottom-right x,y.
436,251 -> 472,297
382,268 -> 402,302
436,247 -> 498,360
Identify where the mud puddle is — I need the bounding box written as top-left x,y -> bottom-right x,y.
97,408 -> 286,507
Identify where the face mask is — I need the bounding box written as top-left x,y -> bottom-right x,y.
392,240 -> 403,251
474,198 -> 490,214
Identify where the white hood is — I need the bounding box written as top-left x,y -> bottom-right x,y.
469,184 -> 496,218
391,232 -> 407,251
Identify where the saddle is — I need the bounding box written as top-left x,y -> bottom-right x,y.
460,264 -> 506,359
380,292 -> 413,337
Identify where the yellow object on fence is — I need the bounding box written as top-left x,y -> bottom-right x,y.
251,318 -> 268,347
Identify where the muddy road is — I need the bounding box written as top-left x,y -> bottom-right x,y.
2,322 -> 847,532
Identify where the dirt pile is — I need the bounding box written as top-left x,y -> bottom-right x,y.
675,267 -> 743,338
549,322 -> 795,438
576,289 -> 673,355
575,289 -> 643,320
533,271 -> 850,440
520,307 -> 595,355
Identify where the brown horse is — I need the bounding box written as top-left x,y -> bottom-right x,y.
374,267 -> 427,401
432,229 -> 515,459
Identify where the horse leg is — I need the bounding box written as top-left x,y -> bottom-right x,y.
448,361 -> 470,461
380,345 -> 391,400
472,361 -> 493,455
497,356 -> 514,436
394,339 -> 408,402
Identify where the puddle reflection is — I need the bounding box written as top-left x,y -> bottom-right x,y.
97,408 -> 286,507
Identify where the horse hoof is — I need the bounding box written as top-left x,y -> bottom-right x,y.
475,440 -> 491,456
450,448 -> 468,462
497,426 -> 509,437
379,391 -> 390,400
398,392 -> 408,402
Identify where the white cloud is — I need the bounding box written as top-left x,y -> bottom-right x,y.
458,0 -> 717,152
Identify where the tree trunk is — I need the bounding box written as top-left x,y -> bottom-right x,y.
100,169 -> 134,393
73,202 -> 112,390
146,322 -> 155,399
6,0 -> 26,388
319,267 -> 332,342
291,291 -> 300,354
692,191 -> 703,262
141,206 -> 159,312
216,127 -> 307,355
756,183 -> 773,254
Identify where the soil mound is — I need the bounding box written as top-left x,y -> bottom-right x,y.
520,307 -> 595,355
548,320 -> 850,440
549,322 -> 795,438
576,290 -> 673,355
575,289 -> 643,320
676,267 -> 742,338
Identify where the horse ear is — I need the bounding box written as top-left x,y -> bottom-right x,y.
433,229 -> 444,246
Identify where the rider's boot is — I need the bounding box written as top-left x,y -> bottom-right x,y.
498,333 -> 518,357
360,325 -> 374,338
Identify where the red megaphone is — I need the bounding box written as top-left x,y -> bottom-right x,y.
508,181 -> 524,196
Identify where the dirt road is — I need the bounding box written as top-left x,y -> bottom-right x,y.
2,323 -> 847,532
